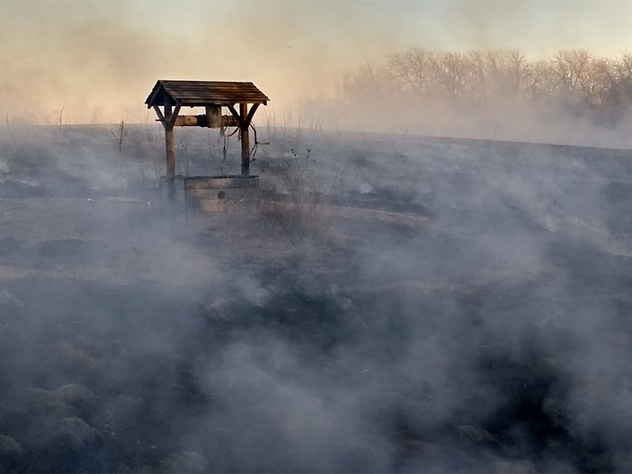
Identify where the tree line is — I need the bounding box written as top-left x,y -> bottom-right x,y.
338,48 -> 632,122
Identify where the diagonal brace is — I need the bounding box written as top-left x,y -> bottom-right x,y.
226,104 -> 244,128
166,101 -> 182,130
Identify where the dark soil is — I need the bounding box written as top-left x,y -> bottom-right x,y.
1,130 -> 632,472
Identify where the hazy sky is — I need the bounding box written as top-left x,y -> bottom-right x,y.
1,0 -> 631,122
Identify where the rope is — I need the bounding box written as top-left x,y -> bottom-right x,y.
249,122 -> 269,164
219,123 -> 240,176
218,118 -> 268,169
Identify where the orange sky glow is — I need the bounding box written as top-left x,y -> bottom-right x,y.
0,0 -> 631,123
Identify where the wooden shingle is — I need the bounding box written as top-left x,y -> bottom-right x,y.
145,80 -> 269,107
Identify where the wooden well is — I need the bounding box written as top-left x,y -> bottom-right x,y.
145,80 -> 269,201
186,175 -> 258,213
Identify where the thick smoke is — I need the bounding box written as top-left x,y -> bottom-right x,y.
0,116 -> 632,472
2,1 -> 632,470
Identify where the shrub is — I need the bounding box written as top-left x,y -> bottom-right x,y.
257,148 -> 331,238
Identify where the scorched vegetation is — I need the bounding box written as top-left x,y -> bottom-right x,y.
0,122 -> 631,472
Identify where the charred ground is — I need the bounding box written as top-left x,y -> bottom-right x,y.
0,126 -> 631,472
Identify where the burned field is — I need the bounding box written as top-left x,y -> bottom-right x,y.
1,126 -> 632,472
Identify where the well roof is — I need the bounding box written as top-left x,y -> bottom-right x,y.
145,80 -> 269,107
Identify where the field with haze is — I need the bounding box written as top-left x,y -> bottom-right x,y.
2,0 -> 632,471
0,121 -> 631,472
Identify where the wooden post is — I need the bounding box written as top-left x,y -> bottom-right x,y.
240,103 -> 250,176
164,103 -> 176,200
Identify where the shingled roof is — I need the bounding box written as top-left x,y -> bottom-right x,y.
145,80 -> 269,108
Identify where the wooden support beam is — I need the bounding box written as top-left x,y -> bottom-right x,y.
223,115 -> 240,128
226,104 -> 244,128
165,128 -> 176,199
167,101 -> 182,130
152,105 -> 166,126
240,103 -> 250,176
164,102 -> 176,200
174,115 -> 207,127
244,103 -> 260,127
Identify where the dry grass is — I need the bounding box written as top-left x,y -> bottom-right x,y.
256,153 -> 332,238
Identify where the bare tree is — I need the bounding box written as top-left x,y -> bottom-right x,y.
336,47 -> 632,132
387,47 -> 433,98
58,106 -> 65,127
552,50 -> 594,104
524,60 -> 557,102
4,113 -> 17,149
110,120 -> 128,154
111,120 -> 129,189
500,49 -> 530,102
90,106 -> 103,125
430,52 -> 472,103
613,52 -> 632,104
338,62 -> 393,105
